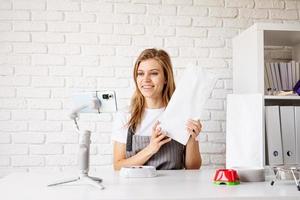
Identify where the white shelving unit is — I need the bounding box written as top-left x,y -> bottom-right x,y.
226,23 -> 300,169
232,23 -> 300,94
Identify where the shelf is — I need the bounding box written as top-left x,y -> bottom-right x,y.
233,23 -> 300,94
230,23 -> 300,169
265,95 -> 300,106
264,30 -> 300,46
264,95 -> 300,100
256,23 -> 300,46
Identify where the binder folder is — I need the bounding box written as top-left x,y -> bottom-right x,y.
270,63 -> 279,91
265,106 -> 283,165
295,107 -> 300,165
279,62 -> 288,91
280,106 -> 296,165
265,63 -> 274,91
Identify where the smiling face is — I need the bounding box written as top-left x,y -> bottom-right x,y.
136,58 -> 166,104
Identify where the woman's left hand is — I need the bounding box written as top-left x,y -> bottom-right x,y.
186,119 -> 202,141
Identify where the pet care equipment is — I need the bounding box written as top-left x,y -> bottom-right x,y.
120,166 -> 157,178
270,165 -> 300,191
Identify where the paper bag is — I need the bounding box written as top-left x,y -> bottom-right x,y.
159,65 -> 218,145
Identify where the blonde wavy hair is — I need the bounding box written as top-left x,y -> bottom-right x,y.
128,48 -> 176,132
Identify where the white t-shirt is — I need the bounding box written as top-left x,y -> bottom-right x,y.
111,108 -> 165,144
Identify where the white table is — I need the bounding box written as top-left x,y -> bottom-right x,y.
1,169 -> 300,200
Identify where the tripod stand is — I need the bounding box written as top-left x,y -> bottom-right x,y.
48,90 -> 117,189
48,130 -> 104,189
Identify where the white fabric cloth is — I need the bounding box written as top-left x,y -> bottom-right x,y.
159,65 -> 218,145
111,108 -> 165,144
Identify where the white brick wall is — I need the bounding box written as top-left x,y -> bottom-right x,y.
0,0 -> 299,175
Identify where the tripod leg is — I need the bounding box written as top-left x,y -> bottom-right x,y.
84,177 -> 105,190
270,168 -> 279,186
291,169 -> 298,187
89,176 -> 102,183
48,177 -> 80,187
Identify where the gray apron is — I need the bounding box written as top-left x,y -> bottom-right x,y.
126,127 -> 185,170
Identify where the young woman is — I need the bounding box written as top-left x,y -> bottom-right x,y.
112,48 -> 202,170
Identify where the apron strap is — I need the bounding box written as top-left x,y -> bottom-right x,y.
126,126 -> 134,151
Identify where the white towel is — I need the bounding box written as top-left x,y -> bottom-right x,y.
159,65 -> 218,145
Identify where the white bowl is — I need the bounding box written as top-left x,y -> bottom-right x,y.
120,166 -> 157,178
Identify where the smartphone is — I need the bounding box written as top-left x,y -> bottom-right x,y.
72,90 -> 117,113
96,90 -> 118,113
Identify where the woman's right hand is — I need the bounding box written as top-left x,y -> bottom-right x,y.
147,121 -> 171,155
